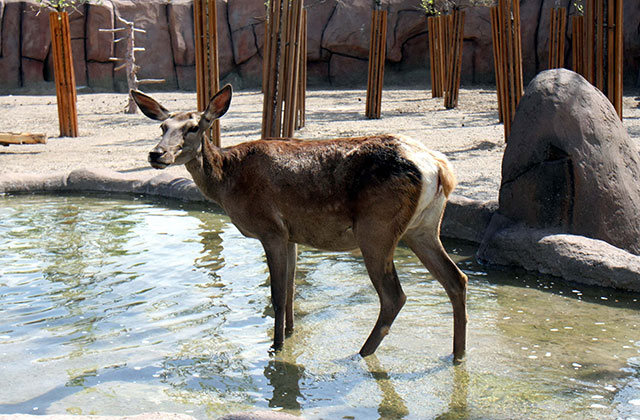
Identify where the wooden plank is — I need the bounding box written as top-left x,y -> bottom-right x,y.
0,132 -> 48,146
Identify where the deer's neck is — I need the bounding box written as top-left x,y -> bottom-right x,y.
185,136 -> 225,204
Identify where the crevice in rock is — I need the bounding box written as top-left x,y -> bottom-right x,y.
319,3 -> 338,60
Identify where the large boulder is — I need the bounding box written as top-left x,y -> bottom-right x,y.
498,69 -> 640,255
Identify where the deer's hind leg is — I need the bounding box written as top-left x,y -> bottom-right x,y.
403,228 -> 468,361
355,223 -> 407,358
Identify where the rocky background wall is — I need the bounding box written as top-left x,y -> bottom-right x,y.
0,0 -> 639,93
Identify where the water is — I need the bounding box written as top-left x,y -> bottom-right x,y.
0,194 -> 639,420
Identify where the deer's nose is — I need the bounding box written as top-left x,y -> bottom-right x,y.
149,147 -> 167,162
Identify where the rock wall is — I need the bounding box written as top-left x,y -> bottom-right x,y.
1,0 -> 639,93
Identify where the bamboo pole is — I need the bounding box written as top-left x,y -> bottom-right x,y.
572,15 -> 584,75
582,0 -> 623,118
549,7 -> 567,69
444,8 -> 464,109
492,0 -> 523,141
366,9 -> 387,119
428,17 -> 437,96
490,7 -> 504,122
261,0 -> 306,138
613,0 -> 623,118
194,0 -> 221,145
585,0 -> 594,83
296,9 -> 307,130
49,12 -> 78,138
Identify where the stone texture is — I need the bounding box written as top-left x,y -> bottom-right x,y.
442,196 -> 497,244
87,61 -> 114,90
306,0 -> 336,61
1,1 -> 26,90
322,0 -> 371,59
329,53 -> 368,85
479,226 -> 640,292
227,0 -> 266,65
21,2 -> 51,61
167,0 -> 194,66
498,69 -> 640,255
86,1 -> 115,62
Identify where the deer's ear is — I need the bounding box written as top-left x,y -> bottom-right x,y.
130,90 -> 171,121
201,84 -> 232,127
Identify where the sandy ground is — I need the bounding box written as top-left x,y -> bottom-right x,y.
1,87 -> 639,202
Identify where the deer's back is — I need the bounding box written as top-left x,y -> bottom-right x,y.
218,134 -> 446,250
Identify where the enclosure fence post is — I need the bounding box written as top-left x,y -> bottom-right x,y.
194,0 -> 221,145
49,11 -> 78,138
444,8 -> 464,109
571,15 -> 584,75
548,7 -> 567,69
581,0 -> 623,119
261,0 -> 306,138
490,6 -> 504,122
366,8 -> 387,119
492,0 -> 523,142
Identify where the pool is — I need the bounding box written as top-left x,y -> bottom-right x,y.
0,194 -> 639,419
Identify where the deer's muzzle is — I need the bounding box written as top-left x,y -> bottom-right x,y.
148,147 -> 173,169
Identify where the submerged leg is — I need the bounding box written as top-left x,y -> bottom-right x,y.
356,228 -> 406,357
285,242 -> 297,336
262,237 -> 291,351
404,230 -> 468,361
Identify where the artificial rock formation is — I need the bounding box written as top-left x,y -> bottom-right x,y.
498,69 -> 640,255
477,69 -> 640,290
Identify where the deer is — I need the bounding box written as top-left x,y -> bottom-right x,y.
130,85 -> 468,361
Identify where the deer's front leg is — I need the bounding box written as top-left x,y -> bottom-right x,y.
285,242 -> 298,336
262,237 -> 290,352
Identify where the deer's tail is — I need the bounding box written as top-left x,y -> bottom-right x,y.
433,153 -> 456,198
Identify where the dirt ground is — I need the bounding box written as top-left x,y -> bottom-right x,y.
1,87 -> 639,202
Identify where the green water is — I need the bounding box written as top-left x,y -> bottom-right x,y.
0,194 -> 639,420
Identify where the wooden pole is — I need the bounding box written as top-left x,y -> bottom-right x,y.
296,9 -> 307,130
444,8 -> 464,109
549,7 -> 567,69
365,8 -> 387,119
490,6 -> 504,122
492,0 -> 523,141
613,0 -> 623,118
194,0 -> 221,145
572,15 -> 584,75
49,12 -> 78,138
582,0 -> 623,118
261,0 -> 306,138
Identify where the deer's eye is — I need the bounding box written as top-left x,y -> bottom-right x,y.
187,125 -> 199,134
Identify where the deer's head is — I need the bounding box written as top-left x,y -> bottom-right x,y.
130,85 -> 232,169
